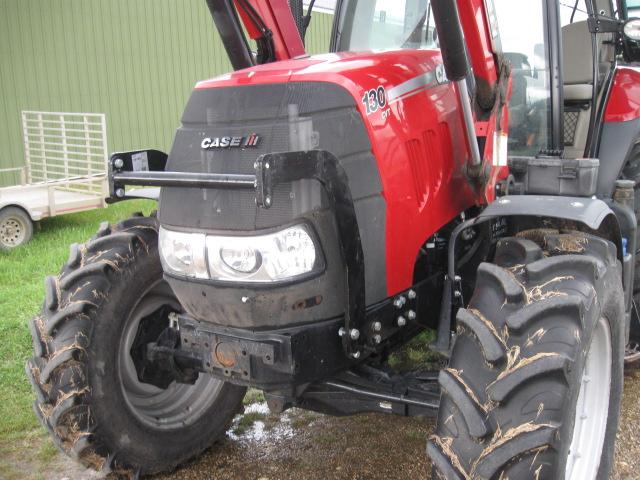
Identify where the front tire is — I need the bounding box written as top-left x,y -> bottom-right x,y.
428,232 -> 625,479
26,215 -> 246,476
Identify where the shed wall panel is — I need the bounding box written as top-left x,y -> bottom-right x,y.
0,2 -> 334,186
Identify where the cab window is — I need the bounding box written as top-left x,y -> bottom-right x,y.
335,0 -> 437,52
493,0 -> 553,156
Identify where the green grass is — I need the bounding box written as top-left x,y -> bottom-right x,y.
388,330 -> 445,371
232,411 -> 268,435
243,388 -> 266,406
0,200 -> 156,449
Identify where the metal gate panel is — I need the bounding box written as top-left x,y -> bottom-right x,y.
21,111 -> 108,196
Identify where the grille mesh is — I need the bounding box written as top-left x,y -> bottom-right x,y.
564,110 -> 580,146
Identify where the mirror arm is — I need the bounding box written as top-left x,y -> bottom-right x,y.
587,15 -> 624,34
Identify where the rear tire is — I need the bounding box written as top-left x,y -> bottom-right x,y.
26,215 -> 246,476
428,231 -> 624,479
0,206 -> 33,250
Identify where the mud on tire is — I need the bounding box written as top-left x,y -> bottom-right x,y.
428,231 -> 625,479
26,214 -> 246,477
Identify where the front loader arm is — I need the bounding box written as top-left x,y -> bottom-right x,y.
205,0 -> 306,70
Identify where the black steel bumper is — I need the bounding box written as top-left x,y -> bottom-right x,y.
172,314 -> 348,390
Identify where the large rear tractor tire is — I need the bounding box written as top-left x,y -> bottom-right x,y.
428,231 -> 625,479
26,214 -> 246,477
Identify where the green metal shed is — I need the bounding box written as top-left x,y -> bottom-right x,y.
0,0 -> 333,186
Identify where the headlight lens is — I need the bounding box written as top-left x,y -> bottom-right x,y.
159,227 -> 208,279
207,225 -> 318,282
220,246 -> 261,274
159,225 -> 321,283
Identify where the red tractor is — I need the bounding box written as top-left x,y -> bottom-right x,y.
26,0 -> 640,478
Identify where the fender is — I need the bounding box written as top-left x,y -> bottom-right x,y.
478,195 -> 615,231
433,194 -> 626,354
476,195 -> 623,262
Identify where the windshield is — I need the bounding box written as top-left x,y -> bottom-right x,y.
334,0 -> 437,52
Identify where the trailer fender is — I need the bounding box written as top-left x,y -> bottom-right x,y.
0,202 -> 37,221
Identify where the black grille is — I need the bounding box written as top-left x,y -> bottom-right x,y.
159,82 -> 375,231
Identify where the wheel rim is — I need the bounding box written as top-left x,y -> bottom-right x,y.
565,317 -> 612,480
0,216 -> 26,247
118,280 -> 223,430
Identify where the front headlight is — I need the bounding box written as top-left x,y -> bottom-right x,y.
207,225 -> 319,282
159,227 -> 208,279
159,225 -> 322,283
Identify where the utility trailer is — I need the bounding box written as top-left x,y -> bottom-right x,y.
0,111 -> 108,250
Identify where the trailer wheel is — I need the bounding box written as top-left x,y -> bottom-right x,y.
0,206 -> 33,250
428,232 -> 624,480
26,215 -> 246,477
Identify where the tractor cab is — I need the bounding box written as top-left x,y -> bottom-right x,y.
495,0 -> 623,161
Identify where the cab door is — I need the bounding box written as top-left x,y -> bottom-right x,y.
492,0 -> 562,156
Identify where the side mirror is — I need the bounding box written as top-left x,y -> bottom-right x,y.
623,18 -> 640,61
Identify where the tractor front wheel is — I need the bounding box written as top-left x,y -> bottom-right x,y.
26,214 -> 246,476
428,231 -> 625,479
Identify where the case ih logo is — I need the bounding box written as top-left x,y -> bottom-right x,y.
201,134 -> 261,149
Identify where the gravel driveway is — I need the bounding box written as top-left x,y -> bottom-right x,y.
15,368 -> 640,479
148,368 -> 640,480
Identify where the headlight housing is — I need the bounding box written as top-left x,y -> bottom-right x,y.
158,225 -> 323,283
159,228 -> 208,279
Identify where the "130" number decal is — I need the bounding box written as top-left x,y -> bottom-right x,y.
362,86 -> 387,115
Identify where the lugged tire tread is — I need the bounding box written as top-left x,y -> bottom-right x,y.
506,295 -> 583,332
44,302 -> 88,336
44,276 -> 58,311
27,215 -> 160,473
429,233 -> 621,479
67,243 -> 81,268
94,221 -> 111,239
39,347 -> 82,384
456,308 -> 506,364
525,255 -> 602,284
472,425 -> 557,479
494,238 -> 543,267
28,317 -> 46,357
476,263 -> 525,303
439,369 -> 489,439
85,231 -> 137,254
487,353 -> 571,403
25,359 -> 47,404
426,439 -> 466,480
26,213 -> 245,476
49,395 -> 83,429
71,435 -> 93,461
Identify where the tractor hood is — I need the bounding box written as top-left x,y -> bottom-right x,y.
159,49 -> 476,297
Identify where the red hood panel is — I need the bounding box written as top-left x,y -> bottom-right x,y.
193,51 -> 492,295
195,50 -> 443,92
